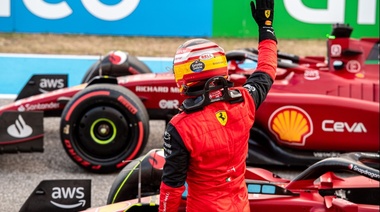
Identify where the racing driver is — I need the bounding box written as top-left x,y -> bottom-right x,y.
159,0 -> 277,211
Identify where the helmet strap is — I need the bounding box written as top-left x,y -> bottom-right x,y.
181,76 -> 243,113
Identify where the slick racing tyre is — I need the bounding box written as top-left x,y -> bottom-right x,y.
60,83 -> 150,173
81,51 -> 152,83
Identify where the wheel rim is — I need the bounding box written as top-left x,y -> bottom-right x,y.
75,106 -> 132,159
90,118 -> 117,145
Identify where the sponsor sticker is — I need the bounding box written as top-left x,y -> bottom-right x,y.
304,70 -> 320,80
268,106 -> 313,146
109,51 -> 127,65
148,150 -> 166,169
19,180 -> 91,212
0,111 -> 43,145
346,60 -> 361,73
199,53 -> 214,60
7,115 -> 33,138
159,99 -> 179,109
322,120 -> 367,133
349,164 -> 380,180
331,44 -> 342,57
18,102 -> 60,111
39,77 -> 65,93
190,60 -> 205,72
135,86 -> 169,93
313,152 -> 340,158
135,86 -> 179,93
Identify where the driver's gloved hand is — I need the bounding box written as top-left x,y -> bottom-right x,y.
250,0 -> 277,43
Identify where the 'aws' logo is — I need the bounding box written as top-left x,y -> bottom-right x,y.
50,187 -> 86,209
20,180 -> 91,211
39,78 -> 65,93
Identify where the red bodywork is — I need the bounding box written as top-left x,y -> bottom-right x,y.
82,150 -> 380,212
0,24 -> 379,167
83,172 -> 379,212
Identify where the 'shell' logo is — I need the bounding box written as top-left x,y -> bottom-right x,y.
268,106 -> 313,146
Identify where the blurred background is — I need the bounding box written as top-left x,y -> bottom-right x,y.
0,0 -> 378,38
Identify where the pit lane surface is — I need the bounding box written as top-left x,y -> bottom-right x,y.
0,98 -> 300,211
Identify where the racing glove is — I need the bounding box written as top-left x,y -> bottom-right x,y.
159,182 -> 185,212
250,0 -> 277,43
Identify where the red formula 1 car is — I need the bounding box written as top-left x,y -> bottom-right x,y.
0,24 -> 379,173
80,150 -> 380,212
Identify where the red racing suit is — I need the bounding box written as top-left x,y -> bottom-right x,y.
159,39 -> 277,212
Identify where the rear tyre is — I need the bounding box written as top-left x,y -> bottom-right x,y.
81,51 -> 152,83
60,83 -> 149,173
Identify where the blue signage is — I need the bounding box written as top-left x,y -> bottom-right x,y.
0,53 -> 173,96
0,0 -> 213,37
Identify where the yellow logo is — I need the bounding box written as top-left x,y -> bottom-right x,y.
268,106 -> 313,146
216,110 -> 227,126
265,10 -> 271,18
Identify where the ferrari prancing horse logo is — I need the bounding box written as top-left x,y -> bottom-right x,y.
216,110 -> 227,126
265,10 -> 271,18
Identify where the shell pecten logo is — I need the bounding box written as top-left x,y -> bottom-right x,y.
268,106 -> 313,146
